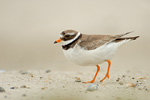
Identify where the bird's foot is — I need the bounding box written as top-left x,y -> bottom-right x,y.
83,80 -> 95,84
100,73 -> 109,82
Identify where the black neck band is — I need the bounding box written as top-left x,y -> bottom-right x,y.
62,34 -> 82,50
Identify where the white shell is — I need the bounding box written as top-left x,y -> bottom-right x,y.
86,84 -> 98,91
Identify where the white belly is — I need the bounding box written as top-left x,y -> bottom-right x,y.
63,40 -> 129,66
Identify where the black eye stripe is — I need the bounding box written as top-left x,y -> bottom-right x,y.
65,34 -> 70,37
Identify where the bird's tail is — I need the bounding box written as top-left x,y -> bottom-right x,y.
114,36 -> 139,42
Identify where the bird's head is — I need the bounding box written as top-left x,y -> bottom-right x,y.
54,30 -> 81,45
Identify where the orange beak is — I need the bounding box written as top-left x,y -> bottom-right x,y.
54,39 -> 62,44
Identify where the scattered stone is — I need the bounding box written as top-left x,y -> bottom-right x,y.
122,75 -> 126,78
41,87 -> 47,90
137,77 -> 146,80
116,78 -> 120,82
119,82 -> 124,85
132,77 -> 135,79
86,84 -> 98,91
145,88 -> 149,92
19,70 -> 28,75
126,82 -> 136,87
75,77 -> 81,82
143,86 -> 149,91
0,87 -> 5,92
22,94 -> 26,97
10,87 -> 19,89
40,77 -> 43,79
20,85 -> 27,88
143,86 -> 147,89
45,70 -> 51,73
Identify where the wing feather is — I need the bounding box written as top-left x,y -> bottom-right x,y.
79,32 -> 133,50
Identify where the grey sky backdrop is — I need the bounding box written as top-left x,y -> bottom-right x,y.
0,0 -> 150,71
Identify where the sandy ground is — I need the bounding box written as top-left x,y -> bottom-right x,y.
0,1 -> 150,100
0,69 -> 150,100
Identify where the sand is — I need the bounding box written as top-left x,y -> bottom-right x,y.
0,69 -> 150,100
0,1 -> 150,100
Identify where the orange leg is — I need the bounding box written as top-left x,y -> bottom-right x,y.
83,65 -> 100,83
100,60 -> 111,82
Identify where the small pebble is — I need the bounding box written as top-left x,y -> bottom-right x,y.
143,86 -> 147,89
41,87 -> 47,90
137,77 -> 146,80
116,78 -> 120,82
40,77 -> 43,79
22,94 -> 26,97
75,77 -> 81,82
20,85 -> 27,88
122,75 -> 126,78
10,87 -> 19,89
119,82 -> 124,85
126,82 -> 136,87
86,84 -> 98,91
19,70 -> 28,75
0,87 -> 5,92
145,88 -> 149,91
132,77 -> 135,79
45,70 -> 51,73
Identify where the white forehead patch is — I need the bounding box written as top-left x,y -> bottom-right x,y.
60,34 -> 63,38
67,32 -> 75,35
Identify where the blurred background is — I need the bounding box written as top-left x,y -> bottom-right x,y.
0,0 -> 150,72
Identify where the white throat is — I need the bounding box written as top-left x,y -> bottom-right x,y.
61,32 -> 81,46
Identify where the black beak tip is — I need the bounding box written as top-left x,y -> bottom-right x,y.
54,41 -> 57,44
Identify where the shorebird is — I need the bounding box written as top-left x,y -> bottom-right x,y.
54,30 -> 139,83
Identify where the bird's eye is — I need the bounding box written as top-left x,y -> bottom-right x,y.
65,34 -> 70,37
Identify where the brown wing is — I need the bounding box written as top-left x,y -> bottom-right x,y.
78,32 -> 134,50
